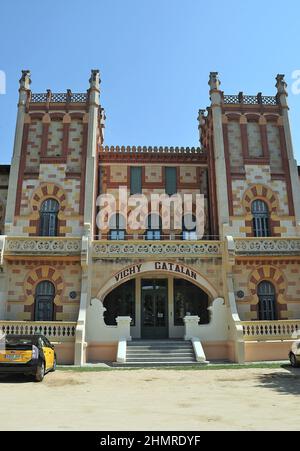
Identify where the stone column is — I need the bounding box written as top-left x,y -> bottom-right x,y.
5,71 -> 31,234
116,316 -> 132,341
75,70 -> 101,365
208,72 -> 230,238
84,69 -> 100,238
276,74 -> 300,233
184,315 -> 200,340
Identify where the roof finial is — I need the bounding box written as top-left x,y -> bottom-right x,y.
19,70 -> 31,90
208,72 -> 221,91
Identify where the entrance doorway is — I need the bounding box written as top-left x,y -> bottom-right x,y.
141,279 -> 168,339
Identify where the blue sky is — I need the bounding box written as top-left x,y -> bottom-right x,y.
0,0 -> 300,164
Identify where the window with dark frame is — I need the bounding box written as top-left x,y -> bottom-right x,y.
109,213 -> 126,240
130,166 -> 142,195
182,214 -> 197,240
145,214 -> 162,240
257,281 -> 277,321
165,167 -> 177,196
173,279 -> 209,326
34,281 -> 55,321
103,279 -> 135,326
252,199 -> 270,237
40,198 -> 59,237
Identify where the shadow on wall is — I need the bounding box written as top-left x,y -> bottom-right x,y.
255,366 -> 300,396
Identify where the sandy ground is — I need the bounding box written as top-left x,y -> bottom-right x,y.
0,367 -> 299,431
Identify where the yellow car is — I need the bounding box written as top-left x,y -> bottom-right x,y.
0,334 -> 56,382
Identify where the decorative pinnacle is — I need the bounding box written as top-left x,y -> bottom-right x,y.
89,69 -> 100,88
208,72 -> 221,90
19,70 -> 31,89
276,74 -> 287,95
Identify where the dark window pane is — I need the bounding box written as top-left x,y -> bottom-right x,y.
145,214 -> 162,240
252,200 -> 270,237
165,167 -> 177,196
40,198 -> 59,237
130,167 -> 142,195
258,281 -> 277,321
109,213 -> 125,240
35,281 -> 55,321
173,279 -> 209,326
103,280 -> 135,326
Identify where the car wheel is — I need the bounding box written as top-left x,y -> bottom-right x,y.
290,353 -> 299,368
51,357 -> 57,372
35,361 -> 45,382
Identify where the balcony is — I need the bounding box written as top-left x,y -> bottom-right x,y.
240,320 -> 300,341
4,237 -> 82,257
92,239 -> 223,259
0,321 -> 76,342
234,238 -> 300,256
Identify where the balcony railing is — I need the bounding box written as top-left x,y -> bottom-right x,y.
0,321 -> 76,342
241,320 -> 300,341
234,238 -> 300,256
4,237 -> 82,256
92,239 -> 222,258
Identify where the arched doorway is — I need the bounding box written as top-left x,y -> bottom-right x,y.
100,266 -> 212,339
34,281 -> 55,321
257,281 -> 277,321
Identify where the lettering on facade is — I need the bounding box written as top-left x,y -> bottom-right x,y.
114,262 -> 197,283
154,262 -> 197,280
115,264 -> 142,282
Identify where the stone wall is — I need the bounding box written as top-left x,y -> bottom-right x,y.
6,260 -> 81,321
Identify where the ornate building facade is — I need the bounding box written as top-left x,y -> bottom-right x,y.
0,70 -> 299,365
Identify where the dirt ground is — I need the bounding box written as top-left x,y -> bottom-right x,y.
0,366 -> 299,431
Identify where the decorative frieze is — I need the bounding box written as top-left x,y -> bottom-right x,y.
234,238 -> 300,256
92,241 -> 222,258
5,237 -> 81,256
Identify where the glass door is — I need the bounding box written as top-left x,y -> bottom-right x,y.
141,279 -> 168,339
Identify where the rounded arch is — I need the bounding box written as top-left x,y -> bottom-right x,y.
24,266 -> 64,320
95,261 -> 219,303
34,280 -> 56,321
243,184 -> 279,215
248,265 -> 286,298
247,265 -> 287,319
257,280 -> 277,321
30,183 -> 67,216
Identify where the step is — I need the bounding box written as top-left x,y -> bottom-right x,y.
128,341 -> 188,346
127,352 -> 195,357
127,349 -> 194,354
113,362 -> 202,368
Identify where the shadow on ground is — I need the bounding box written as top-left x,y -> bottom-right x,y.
256,365 -> 300,395
0,374 -> 34,384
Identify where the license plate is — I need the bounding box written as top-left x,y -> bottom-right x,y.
5,354 -> 21,360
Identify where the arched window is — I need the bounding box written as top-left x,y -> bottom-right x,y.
173,279 -> 209,325
182,214 -> 197,240
252,200 -> 270,237
34,281 -> 55,321
257,281 -> 277,321
40,198 -> 59,237
145,214 -> 162,240
109,213 -> 126,240
103,279 -> 135,325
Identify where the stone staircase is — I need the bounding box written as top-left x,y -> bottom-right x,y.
114,340 -> 201,367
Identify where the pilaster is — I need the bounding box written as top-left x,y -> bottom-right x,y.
5,70 -> 31,234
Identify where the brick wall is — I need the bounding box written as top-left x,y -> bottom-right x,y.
6,261 -> 81,321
